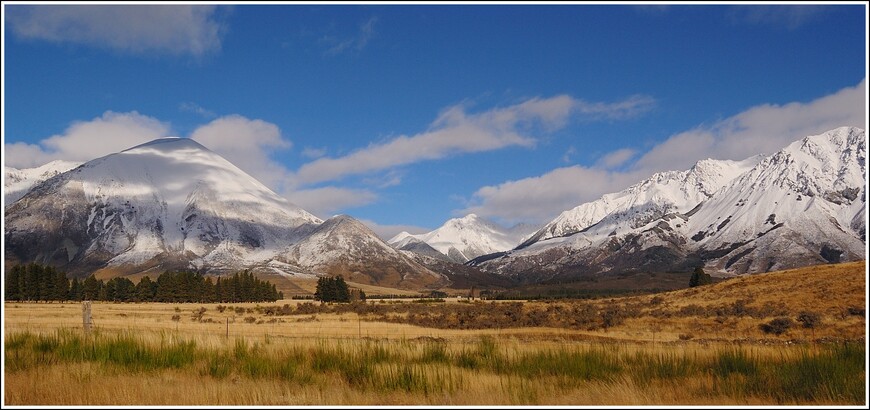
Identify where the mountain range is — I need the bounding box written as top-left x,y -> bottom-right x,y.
468,126 -> 866,283
3,138 -> 445,289
4,126 -> 866,290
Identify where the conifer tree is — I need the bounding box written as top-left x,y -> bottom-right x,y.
689,266 -> 712,287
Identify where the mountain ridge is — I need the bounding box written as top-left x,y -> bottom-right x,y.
474,126 -> 866,281
4,138 -> 443,289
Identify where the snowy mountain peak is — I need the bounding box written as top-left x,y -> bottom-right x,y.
4,160 -> 83,206
389,213 -> 538,263
388,231 -> 414,243
521,154 -> 762,248
5,137 -> 321,275
122,137 -> 210,154
481,127 -> 865,280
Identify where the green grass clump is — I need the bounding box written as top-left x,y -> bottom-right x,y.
512,348 -> 621,382
419,342 -> 449,364
628,351 -> 698,385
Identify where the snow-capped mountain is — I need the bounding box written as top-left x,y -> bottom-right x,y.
388,214 -> 538,263
5,138 -> 320,275
278,215 -> 447,289
4,138 -> 443,288
475,127 -> 866,280
4,160 -> 82,206
518,155 -> 762,249
685,126 -> 866,273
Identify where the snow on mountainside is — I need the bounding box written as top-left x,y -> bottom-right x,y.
477,127 -> 866,280
5,138 -> 324,275
519,155 -> 761,249
685,126 -> 866,273
4,160 -> 82,206
388,214 -> 538,263
279,215 -> 446,289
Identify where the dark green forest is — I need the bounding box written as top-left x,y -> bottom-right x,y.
4,263 -> 282,303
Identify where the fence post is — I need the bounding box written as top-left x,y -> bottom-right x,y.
82,301 -> 92,334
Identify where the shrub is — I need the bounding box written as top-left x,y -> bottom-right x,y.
846,306 -> 865,317
797,311 -> 821,329
688,266 -> 712,287
760,317 -> 793,335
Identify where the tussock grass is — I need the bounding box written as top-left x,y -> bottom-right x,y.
5,330 -> 865,405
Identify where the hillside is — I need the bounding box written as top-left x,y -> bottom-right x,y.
612,260 -> 867,341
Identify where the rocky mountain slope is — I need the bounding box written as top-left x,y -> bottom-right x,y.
4,138 -> 444,289
474,127 -> 866,282
276,215 -> 447,289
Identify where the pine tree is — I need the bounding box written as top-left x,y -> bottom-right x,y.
689,266 -> 712,287
334,276 -> 350,302
135,276 -> 156,302
82,275 -> 101,300
25,264 -> 42,300
69,278 -> 82,301
5,265 -> 23,301
53,268 -> 70,301
314,277 -> 326,302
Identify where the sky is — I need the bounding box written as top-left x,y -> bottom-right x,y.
2,2 -> 868,239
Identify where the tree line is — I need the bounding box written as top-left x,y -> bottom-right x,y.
4,264 -> 282,303
314,275 -> 365,303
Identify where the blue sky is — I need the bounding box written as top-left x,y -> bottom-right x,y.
2,3 -> 867,238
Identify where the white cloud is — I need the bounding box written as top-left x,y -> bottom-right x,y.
285,187 -> 378,218
363,170 -> 404,188
633,78 -> 866,174
3,111 -> 170,168
574,94 -> 657,121
301,146 -> 327,159
189,115 -> 293,190
6,5 -> 224,57
295,94 -> 652,185
461,166 -> 645,224
596,148 -> 637,169
728,5 -> 829,30
561,146 -> 577,163
179,102 -> 216,118
462,79 -> 866,224
323,16 -> 378,56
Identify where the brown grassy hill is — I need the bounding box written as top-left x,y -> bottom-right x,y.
610,260 -> 867,342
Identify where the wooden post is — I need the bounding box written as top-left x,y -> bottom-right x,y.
82,301 -> 92,334
226,317 -> 229,339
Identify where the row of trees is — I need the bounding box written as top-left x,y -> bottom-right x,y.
314,275 -> 364,303
5,264 -> 282,303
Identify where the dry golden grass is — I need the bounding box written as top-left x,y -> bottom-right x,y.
4,261 -> 867,405
4,330 -> 863,405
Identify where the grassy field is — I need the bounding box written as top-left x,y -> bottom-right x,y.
3,261 -> 867,405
